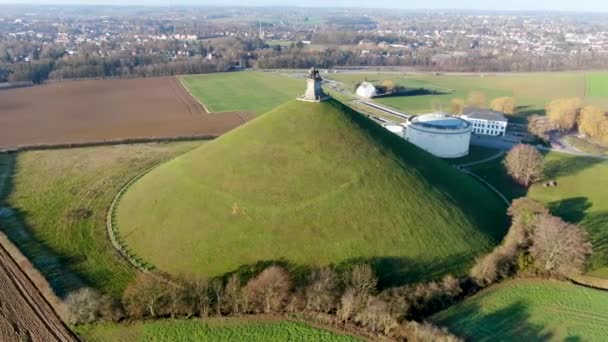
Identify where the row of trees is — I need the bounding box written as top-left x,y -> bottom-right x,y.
546,98 -> 608,143
65,264 -> 461,340
471,197 -> 592,286
450,92 -> 516,115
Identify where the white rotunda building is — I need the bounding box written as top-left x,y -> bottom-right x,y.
356,81 -> 377,98
404,113 -> 472,158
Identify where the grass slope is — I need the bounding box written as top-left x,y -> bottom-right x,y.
528,153 -> 608,278
76,318 -> 360,342
433,279 -> 608,341
117,100 -> 507,285
181,71 -> 303,115
0,142 -> 202,297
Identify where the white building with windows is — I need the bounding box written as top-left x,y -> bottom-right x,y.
461,108 -> 508,136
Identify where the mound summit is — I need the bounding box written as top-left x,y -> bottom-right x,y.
117,99 -> 507,285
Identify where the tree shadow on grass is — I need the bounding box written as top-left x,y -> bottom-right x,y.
223,253 -> 476,290
434,300 -> 555,341
581,211 -> 608,272
0,152 -> 84,298
377,88 -> 451,99
543,155 -> 604,179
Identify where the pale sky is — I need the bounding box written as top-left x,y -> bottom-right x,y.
0,0 -> 607,13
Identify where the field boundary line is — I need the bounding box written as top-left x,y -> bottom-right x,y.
176,75 -> 211,113
457,151 -> 505,168
0,135 -> 217,153
106,156 -> 186,288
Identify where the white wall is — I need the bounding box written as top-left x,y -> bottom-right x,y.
405,127 -> 471,158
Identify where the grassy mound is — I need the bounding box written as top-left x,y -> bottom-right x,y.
433,279 -> 608,340
116,100 -> 507,285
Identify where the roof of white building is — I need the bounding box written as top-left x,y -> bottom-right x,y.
462,108 -> 508,123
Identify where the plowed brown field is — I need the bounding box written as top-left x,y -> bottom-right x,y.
0,76 -> 253,149
0,242 -> 77,342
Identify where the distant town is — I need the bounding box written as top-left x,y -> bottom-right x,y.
2,5 -> 608,84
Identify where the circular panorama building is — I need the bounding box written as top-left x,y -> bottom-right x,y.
405,113 -> 472,158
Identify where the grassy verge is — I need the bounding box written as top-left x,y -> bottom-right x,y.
75,317 -> 361,342
433,279 -> 608,341
0,142 -> 203,298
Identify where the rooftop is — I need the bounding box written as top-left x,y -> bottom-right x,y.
409,112 -> 471,130
462,108 -> 508,123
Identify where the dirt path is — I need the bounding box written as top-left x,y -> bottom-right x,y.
0,242 -> 77,341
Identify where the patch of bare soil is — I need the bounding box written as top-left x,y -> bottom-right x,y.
0,76 -> 253,149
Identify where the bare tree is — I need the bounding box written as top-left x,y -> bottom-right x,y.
244,266 -> 292,313
304,267 -> 340,313
337,288 -> 357,322
450,98 -> 465,115
122,274 -> 169,318
354,296 -> 398,335
503,144 -> 544,187
466,91 -> 487,108
530,214 -> 592,278
578,105 -> 608,140
546,98 -> 582,131
345,264 -> 378,297
224,274 -> 242,315
64,287 -> 102,324
211,279 -> 224,316
192,277 -> 211,317
167,278 -> 195,318
490,96 -> 516,114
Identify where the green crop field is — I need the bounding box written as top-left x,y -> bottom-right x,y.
528,153 -> 608,278
116,99 -> 507,286
75,318 -> 359,342
433,279 -> 608,341
330,72 -> 591,116
0,142 -> 203,297
181,71 -> 303,115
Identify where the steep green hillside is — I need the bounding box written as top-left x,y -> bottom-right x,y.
116,100 -> 507,285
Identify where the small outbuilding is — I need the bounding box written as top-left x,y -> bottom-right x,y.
356,81 -> 377,99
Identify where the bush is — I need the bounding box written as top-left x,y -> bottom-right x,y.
304,267 -> 340,313
244,266 -> 292,313
399,321 -> 463,342
122,274 -> 170,318
64,287 -> 124,324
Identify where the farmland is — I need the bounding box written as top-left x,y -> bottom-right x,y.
180,71 -> 303,115
0,142 -> 203,298
116,99 -> 507,286
76,318 -> 359,342
329,72 -> 608,115
433,279 -> 608,341
0,76 -> 251,149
